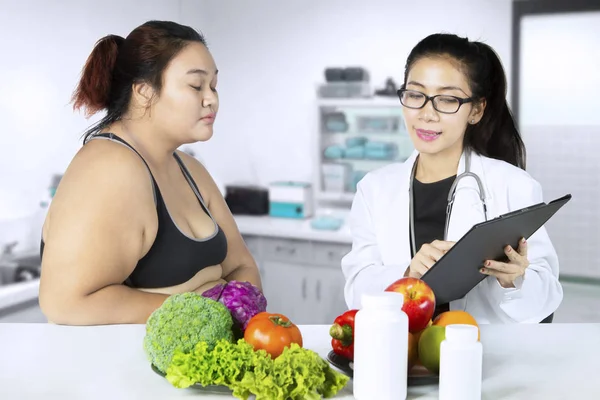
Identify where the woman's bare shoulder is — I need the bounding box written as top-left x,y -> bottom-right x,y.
46,139 -> 155,234
63,139 -> 152,196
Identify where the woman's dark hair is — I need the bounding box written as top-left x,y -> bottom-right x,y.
71,20 -> 207,143
403,33 -> 526,170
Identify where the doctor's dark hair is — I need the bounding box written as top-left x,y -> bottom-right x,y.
71,20 -> 207,143
403,33 -> 526,170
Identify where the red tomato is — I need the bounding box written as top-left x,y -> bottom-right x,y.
244,312 -> 303,358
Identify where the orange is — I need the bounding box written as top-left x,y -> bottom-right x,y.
432,311 -> 480,340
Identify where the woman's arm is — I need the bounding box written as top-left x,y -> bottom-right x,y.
177,152 -> 262,290
39,142 -> 167,325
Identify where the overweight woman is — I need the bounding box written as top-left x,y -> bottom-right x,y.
39,21 -> 262,325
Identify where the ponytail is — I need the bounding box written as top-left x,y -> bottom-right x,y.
71,34 -> 124,118
467,42 -> 526,170
404,34 -> 527,170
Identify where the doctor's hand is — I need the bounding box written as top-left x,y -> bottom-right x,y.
407,240 -> 455,279
480,238 -> 529,288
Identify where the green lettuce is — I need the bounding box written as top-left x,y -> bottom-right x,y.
166,339 -> 349,399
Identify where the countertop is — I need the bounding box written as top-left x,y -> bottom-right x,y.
0,279 -> 39,312
1,323 -> 599,399
234,215 -> 353,244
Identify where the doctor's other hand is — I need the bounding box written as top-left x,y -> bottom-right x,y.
480,238 -> 529,288
407,240 -> 456,279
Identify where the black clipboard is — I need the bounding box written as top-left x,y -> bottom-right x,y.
421,194 -> 572,305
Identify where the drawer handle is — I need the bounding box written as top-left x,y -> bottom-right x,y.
302,278 -> 307,299
316,280 -> 321,301
276,245 -> 296,254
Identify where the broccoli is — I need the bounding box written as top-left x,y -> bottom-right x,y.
143,292 -> 234,373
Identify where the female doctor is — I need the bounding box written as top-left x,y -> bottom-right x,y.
341,33 -> 563,324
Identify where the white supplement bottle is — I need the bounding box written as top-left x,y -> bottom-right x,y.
353,291 -> 408,400
439,324 -> 483,400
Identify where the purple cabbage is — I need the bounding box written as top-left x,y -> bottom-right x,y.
202,280 -> 267,330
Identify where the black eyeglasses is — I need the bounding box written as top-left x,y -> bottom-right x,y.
397,89 -> 474,114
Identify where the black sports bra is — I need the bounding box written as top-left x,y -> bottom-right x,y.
40,133 -> 228,289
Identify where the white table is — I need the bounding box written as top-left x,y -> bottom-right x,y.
0,323 -> 599,399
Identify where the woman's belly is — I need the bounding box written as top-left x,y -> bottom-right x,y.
137,264 -> 226,295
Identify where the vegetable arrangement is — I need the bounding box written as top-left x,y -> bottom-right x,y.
143,282 -> 349,399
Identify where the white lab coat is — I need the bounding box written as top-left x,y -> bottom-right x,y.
341,150 -> 563,324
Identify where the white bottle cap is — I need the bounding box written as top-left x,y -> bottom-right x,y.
361,292 -> 404,308
445,324 -> 479,342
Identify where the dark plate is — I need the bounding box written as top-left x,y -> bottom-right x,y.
150,364 -> 233,394
326,351 -> 438,386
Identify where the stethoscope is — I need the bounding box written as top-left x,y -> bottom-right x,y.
409,151 -> 489,257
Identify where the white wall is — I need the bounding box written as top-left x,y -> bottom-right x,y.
519,12 -> 600,126
186,0 -> 513,188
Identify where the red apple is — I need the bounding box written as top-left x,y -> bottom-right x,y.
385,277 -> 436,333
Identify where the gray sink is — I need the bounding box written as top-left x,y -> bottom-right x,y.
0,242 -> 41,285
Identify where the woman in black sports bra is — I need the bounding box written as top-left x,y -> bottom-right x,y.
38,21 -> 262,325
